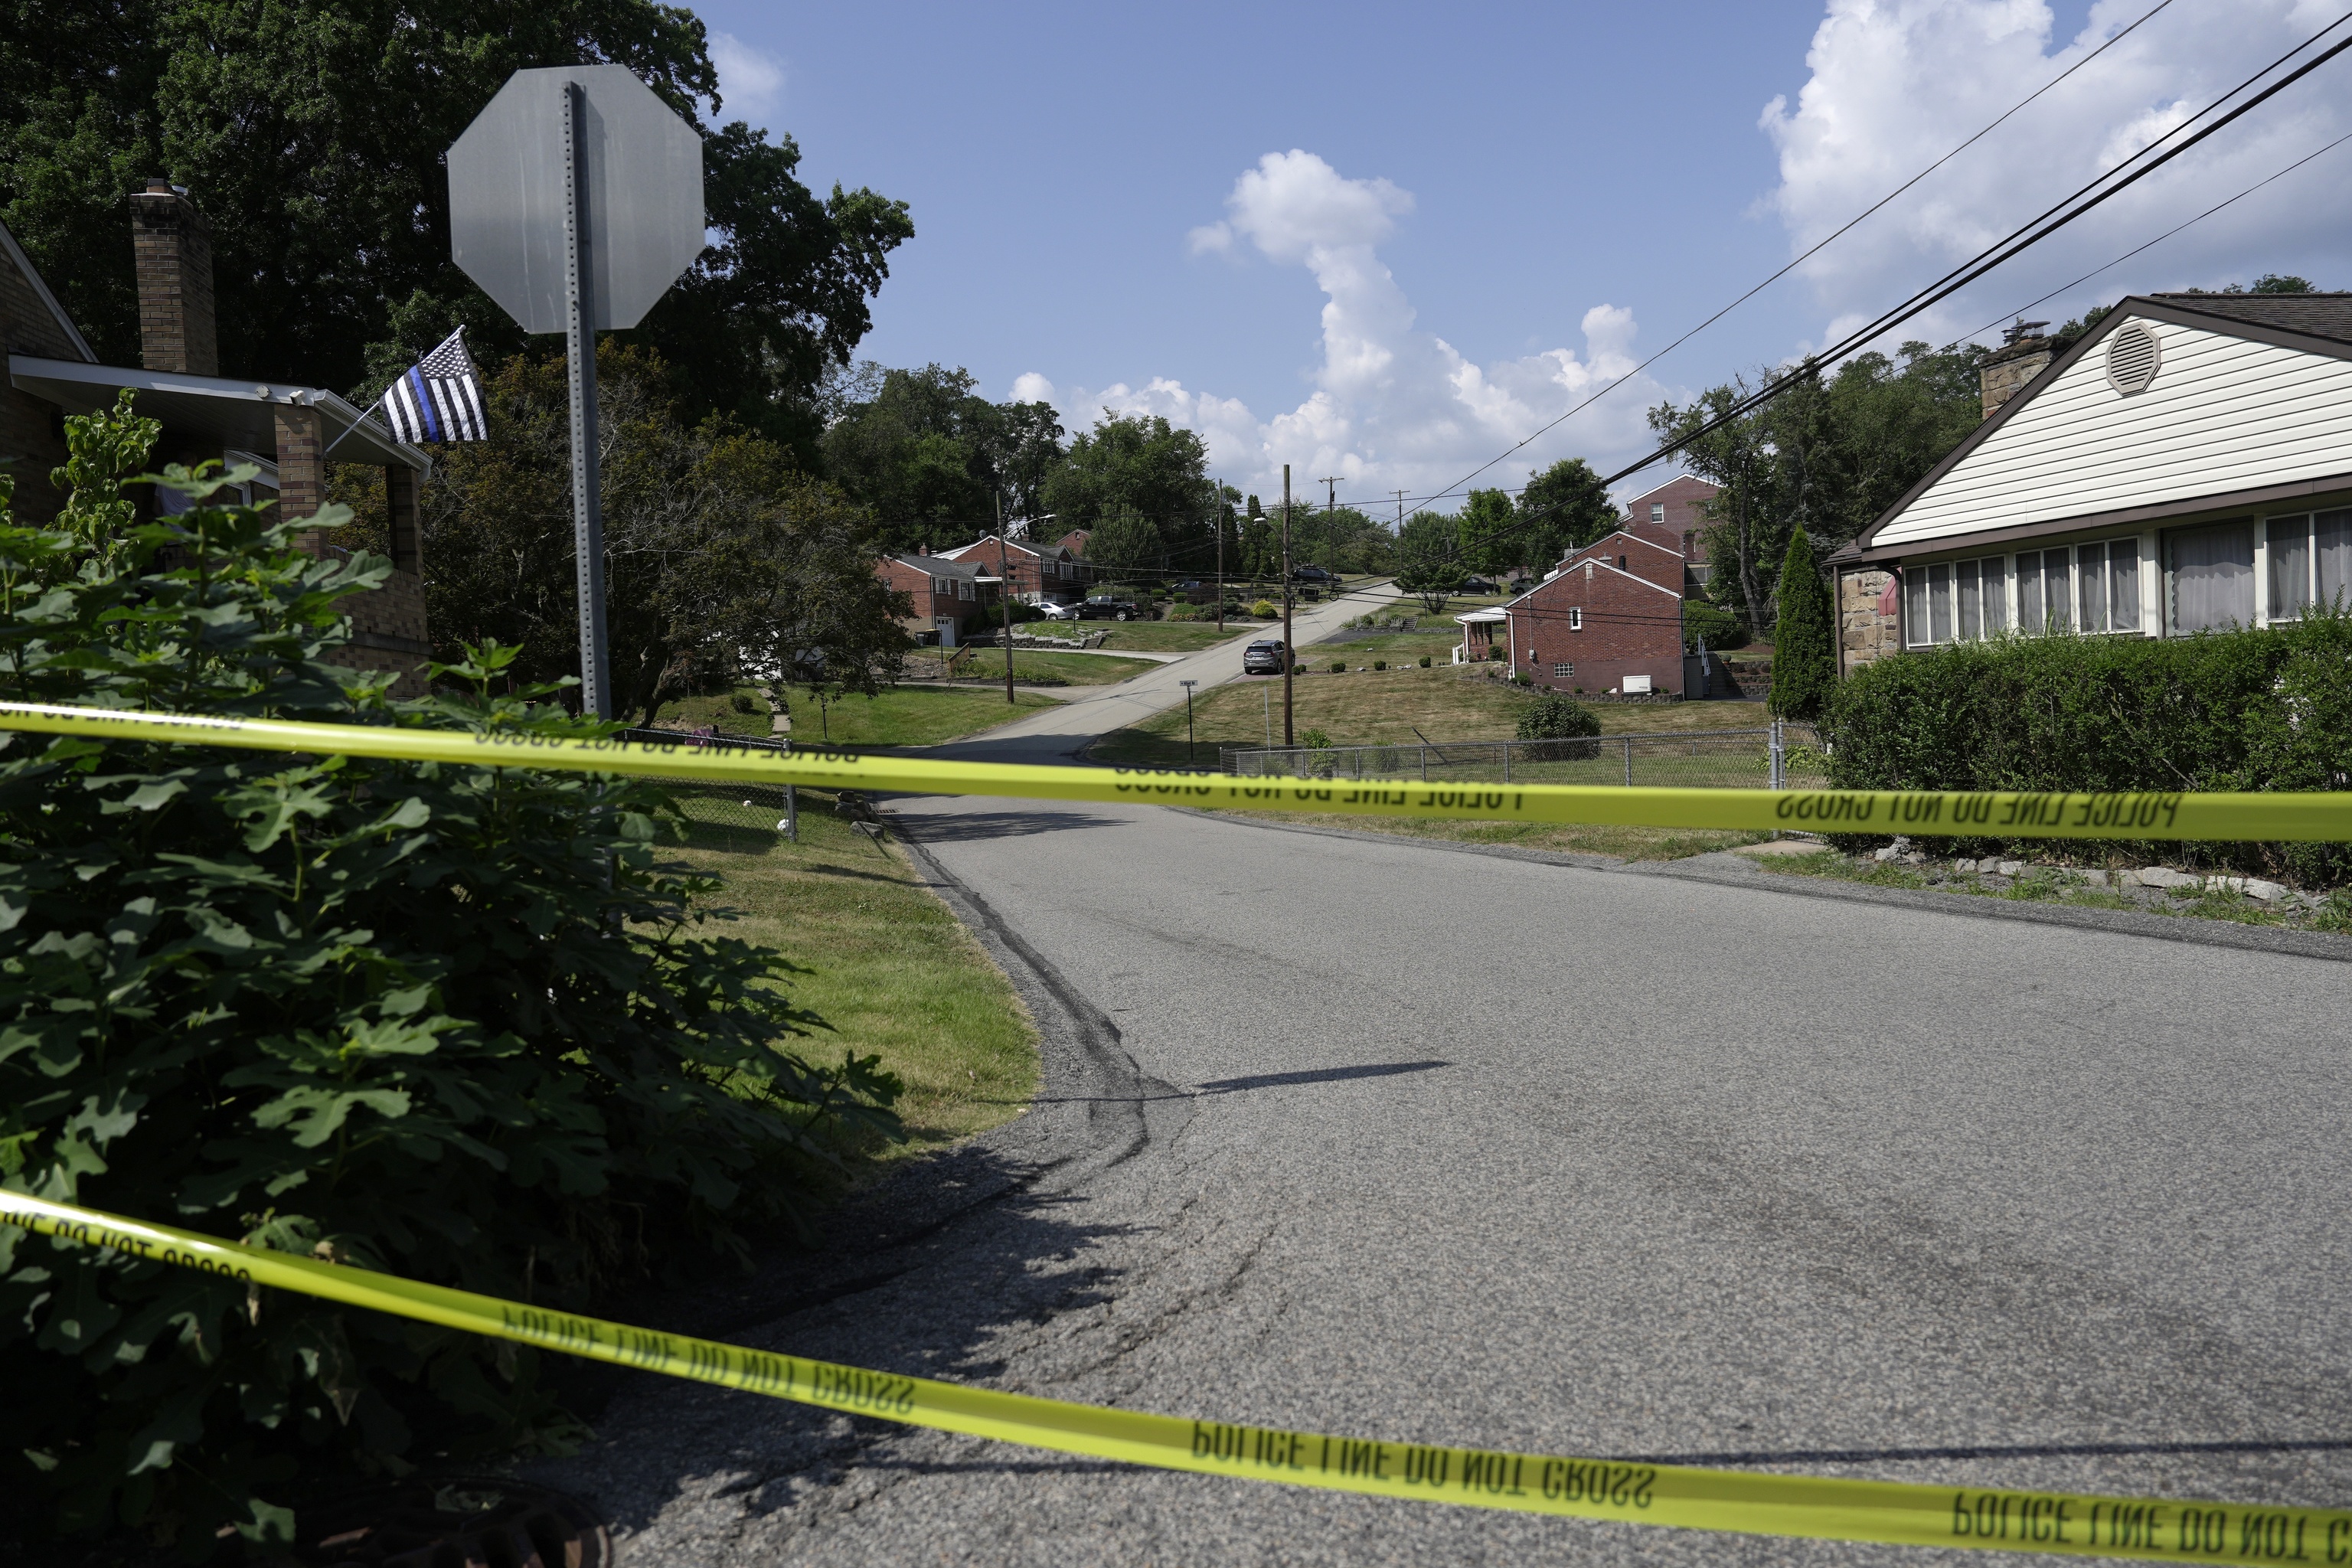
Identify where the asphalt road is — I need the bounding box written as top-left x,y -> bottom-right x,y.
536,795 -> 2352,1566
929,580 -> 1398,764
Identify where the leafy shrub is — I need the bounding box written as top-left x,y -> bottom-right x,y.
730,691 -> 758,713
1418,655 -> 1432,668
1298,728 -> 1333,749
1683,599 -> 1749,650
1251,599 -> 1277,619
1769,528 -> 1835,720
1330,660 -> 1347,674
1485,645 -> 1504,662
1002,600 -> 1047,625
1517,692 -> 1603,761
1513,671 -> 1532,685
1165,602 -> 1220,622
1372,660 -> 1387,671
0,398 -> 900,1555
1828,613 -> 2352,880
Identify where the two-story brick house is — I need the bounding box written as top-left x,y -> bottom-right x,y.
1460,478 -> 1717,695
876,550 -> 993,646
3,184 -> 433,693
937,534 -> 1091,605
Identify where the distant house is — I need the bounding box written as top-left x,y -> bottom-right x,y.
937,534 -> 1091,604
2,183 -> 433,692
1458,478 -> 1718,696
1828,292 -> 2352,673
876,550 -> 991,646
1056,528 -> 1091,558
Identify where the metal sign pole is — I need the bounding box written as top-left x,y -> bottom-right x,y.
563,80 -> 613,720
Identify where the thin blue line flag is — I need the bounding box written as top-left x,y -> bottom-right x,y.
376,328 -> 487,444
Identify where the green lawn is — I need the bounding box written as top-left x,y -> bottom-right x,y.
927,649 -> 1157,686
1089,665 -> 1771,767
1054,621 -> 1271,653
652,684 -> 1057,748
655,792 -> 1037,1174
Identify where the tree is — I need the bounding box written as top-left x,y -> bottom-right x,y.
818,364 -> 1064,547
424,345 -> 907,721
1456,488 -> 1517,577
1239,495 -> 1276,582
1039,412 -> 1212,572
1650,341 -> 1985,634
0,2 -> 912,461
1082,505 -> 1163,582
1395,511 -> 1465,612
1769,527 -> 1835,720
1518,458 -> 1617,565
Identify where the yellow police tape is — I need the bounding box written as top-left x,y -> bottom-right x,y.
1,700 -> 2347,841
2,1193 -> 2341,1563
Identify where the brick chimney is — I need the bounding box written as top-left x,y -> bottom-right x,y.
1978,318 -> 2052,420
132,180 -> 218,376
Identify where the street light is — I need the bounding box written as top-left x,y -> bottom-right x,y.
1180,679 -> 1199,766
995,500 -> 1056,704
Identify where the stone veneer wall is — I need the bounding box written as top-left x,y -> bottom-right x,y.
1838,567 -> 1900,675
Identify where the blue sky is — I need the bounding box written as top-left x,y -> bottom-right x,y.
687,1 -> 2351,506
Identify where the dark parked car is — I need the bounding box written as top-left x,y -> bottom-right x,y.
1242,639 -> 1290,675
1076,596 -> 1141,621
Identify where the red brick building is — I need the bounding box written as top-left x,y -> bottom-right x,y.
3,184 -> 433,693
877,550 -> 993,646
938,534 -> 1091,604
1470,476 -> 1720,696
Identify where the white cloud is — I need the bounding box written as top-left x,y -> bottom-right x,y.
1021,151 -> 1673,506
710,33 -> 786,126
1762,0 -> 2352,350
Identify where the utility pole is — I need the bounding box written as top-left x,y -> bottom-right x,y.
995,491 -> 1017,704
1281,464 -> 1294,747
1318,475 -> 1342,593
1181,678 -> 1199,766
1390,489 -> 1409,530
1211,479 -> 1225,633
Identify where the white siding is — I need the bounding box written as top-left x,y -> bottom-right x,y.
1874,318 -> 2352,548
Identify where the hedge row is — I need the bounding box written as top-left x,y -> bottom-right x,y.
1824,612 -> 2352,882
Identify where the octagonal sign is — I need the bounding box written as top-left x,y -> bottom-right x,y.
448,65 -> 704,334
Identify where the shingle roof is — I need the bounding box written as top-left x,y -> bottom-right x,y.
2148,292 -> 2352,345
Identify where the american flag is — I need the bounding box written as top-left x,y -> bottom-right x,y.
377,327 -> 487,443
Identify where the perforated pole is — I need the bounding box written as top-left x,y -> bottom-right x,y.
563,80 -> 612,720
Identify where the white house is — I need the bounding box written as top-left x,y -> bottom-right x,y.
1828,292 -> 2352,673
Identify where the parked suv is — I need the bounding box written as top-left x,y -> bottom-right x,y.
1076,596 -> 1141,621
1242,639 -> 1289,675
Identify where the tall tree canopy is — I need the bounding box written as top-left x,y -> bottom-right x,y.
1040,412 -> 1215,573
1517,458 -> 1617,564
0,0 -> 912,459
818,363 -> 1063,549
1648,341 -> 1985,632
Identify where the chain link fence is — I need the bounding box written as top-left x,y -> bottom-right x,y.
1222,724 -> 1828,792
616,728 -> 804,837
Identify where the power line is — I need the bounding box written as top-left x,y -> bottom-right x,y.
1608,10 -> 2352,486
1380,0 -> 2183,520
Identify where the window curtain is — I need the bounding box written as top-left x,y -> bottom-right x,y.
2168,521 -> 2255,633
2108,538 -> 2141,632
2017,553 -> 2044,634
2318,509 -> 2352,609
2268,515 -> 2311,621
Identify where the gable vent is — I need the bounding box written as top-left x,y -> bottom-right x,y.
2105,322 -> 2161,395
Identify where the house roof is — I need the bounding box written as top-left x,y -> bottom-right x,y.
0,218 -> 95,363
1619,474 -> 1719,507
1831,294 -> 2352,564
885,553 -> 982,578
10,354 -> 427,472
1506,556 -> 1684,606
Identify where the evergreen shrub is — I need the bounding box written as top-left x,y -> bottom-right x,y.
1516,693 -> 1602,761
1827,612 -> 2352,881
0,398 -> 900,1555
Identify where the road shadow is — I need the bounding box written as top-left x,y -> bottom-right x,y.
885,808 -> 1127,842
1614,1437 -> 2352,1466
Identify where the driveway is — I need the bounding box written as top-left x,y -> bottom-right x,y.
933,580 -> 1398,765
535,795 -> 2352,1566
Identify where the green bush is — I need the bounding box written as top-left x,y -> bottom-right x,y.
1683,599 -> 1749,650
730,691 -> 757,713
1485,645 -> 1504,662
1372,659 -> 1387,671
1515,692 -> 1603,761
1828,614 -> 2352,880
1330,660 -> 1347,674
0,398 -> 899,1554
1298,728 -> 1333,749
1418,655 -> 1432,668
1769,528 -> 1835,720
1001,600 -> 1047,625
1251,599 -> 1277,619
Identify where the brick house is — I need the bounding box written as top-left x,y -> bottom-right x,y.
3,183 -> 433,693
1826,292 -> 2352,675
937,534 -> 1091,604
876,550 -> 993,646
1458,476 -> 1717,694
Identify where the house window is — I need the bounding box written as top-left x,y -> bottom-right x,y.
2266,510 -> 2352,621
2166,521 -> 2255,634
1649,503 -> 1664,523
958,577 -> 972,600
2076,539 -> 2141,633
1552,662 -> 1573,678
933,576 -> 951,596
1907,556 -> 2012,647
1569,607 -> 1583,631
2014,548 -> 2076,634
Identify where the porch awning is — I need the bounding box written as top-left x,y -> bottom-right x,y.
9,355 -> 429,472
